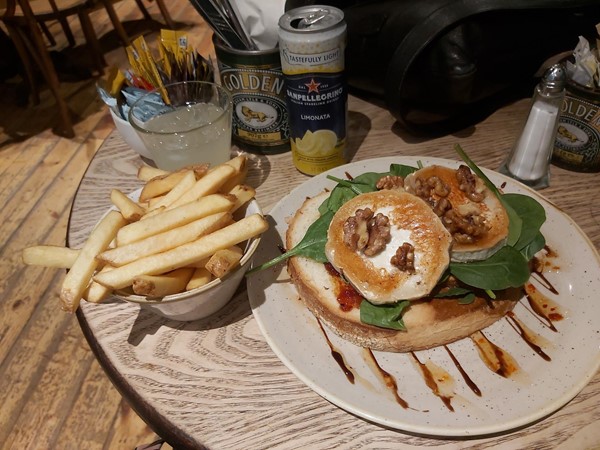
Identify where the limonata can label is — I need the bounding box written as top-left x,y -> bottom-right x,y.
278,5 -> 347,175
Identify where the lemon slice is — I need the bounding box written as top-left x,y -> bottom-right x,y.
295,129 -> 338,156
295,130 -> 315,153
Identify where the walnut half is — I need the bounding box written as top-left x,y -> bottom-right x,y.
390,242 -> 416,273
343,208 -> 391,256
456,165 -> 485,202
376,175 -> 404,190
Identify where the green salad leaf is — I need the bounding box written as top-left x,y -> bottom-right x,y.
360,300 -> 410,331
433,286 -> 472,298
458,293 -> 477,304
319,173 -> 380,215
502,193 -> 546,250
246,210 -> 333,274
449,246 -> 531,290
318,167 -> 417,214
390,163 -> 419,178
520,231 -> 546,261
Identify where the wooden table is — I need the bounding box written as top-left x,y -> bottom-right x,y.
68,95 -> 600,449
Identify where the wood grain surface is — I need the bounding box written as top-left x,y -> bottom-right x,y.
68,93 -> 600,449
0,1 -> 210,448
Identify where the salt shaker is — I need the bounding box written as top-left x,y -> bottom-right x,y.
498,63 -> 566,189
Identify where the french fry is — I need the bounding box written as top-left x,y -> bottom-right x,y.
146,169 -> 196,211
146,197 -> 166,210
137,165 -> 169,181
98,212 -> 233,267
83,266 -> 114,303
182,163 -> 211,179
60,210 -> 127,312
22,245 -> 80,268
110,189 -> 146,222
186,267 -> 212,290
205,246 -> 243,278
94,214 -> 268,290
228,184 -> 256,212
116,194 -> 234,246
184,257 -> 210,268
168,164 -> 236,210
138,164 -> 209,202
219,155 -> 248,193
132,267 -> 194,297
139,170 -> 189,202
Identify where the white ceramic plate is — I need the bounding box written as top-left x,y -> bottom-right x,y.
247,156 -> 600,437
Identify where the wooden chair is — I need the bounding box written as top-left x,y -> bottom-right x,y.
92,0 -> 176,46
1,0 -> 106,72
0,0 -> 89,137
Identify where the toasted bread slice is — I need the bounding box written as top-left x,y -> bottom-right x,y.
286,191 -> 520,352
404,165 -> 509,262
325,190 -> 452,304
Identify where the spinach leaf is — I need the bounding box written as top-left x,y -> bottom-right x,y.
520,231 -> 546,261
502,193 -> 546,250
319,185 -> 355,215
246,210 -> 334,274
360,300 -> 410,331
319,172 -> 381,214
449,246 -> 530,290
433,286 -> 476,304
433,287 -> 472,298
458,293 -> 476,304
502,202 -> 523,247
389,164 -> 418,178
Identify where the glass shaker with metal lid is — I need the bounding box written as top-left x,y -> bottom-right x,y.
499,63 -> 566,189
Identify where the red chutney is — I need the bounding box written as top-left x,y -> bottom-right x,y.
324,263 -> 363,312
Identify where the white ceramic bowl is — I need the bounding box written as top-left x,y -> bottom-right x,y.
109,108 -> 154,160
117,199 -> 263,321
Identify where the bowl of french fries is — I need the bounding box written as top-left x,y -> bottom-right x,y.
22,155 -> 269,321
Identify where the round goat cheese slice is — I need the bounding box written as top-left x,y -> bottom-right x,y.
325,190 -> 452,304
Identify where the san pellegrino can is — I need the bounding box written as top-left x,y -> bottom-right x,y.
278,6 -> 347,175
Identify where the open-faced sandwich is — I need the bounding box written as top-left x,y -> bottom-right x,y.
251,145 -> 546,352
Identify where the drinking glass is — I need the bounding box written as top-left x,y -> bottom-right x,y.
129,81 -> 233,170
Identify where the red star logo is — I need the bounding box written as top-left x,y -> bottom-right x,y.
305,79 -> 321,93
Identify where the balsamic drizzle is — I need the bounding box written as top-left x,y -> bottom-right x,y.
444,345 -> 481,396
410,352 -> 454,411
365,348 -> 409,409
316,319 -> 355,384
506,312 -> 551,361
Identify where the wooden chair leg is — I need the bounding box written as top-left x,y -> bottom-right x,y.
153,0 -> 175,29
133,0 -> 152,21
97,0 -> 130,46
38,54 -> 74,137
38,21 -> 57,46
6,0 -> 75,137
27,20 -> 74,137
5,24 -> 41,104
56,15 -> 76,46
78,9 -> 105,74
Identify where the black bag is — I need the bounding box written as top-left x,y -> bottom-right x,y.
285,0 -> 600,135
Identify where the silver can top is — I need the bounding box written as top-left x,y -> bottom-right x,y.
279,6 -> 345,33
